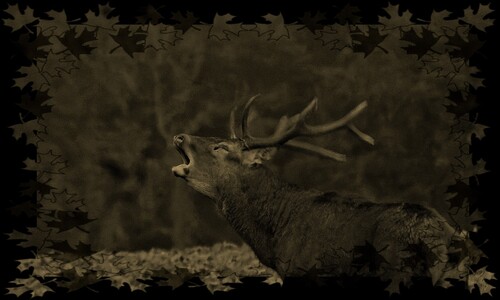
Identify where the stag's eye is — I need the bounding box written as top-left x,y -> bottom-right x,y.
213,143 -> 229,152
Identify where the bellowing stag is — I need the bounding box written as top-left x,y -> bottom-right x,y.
172,95 -> 481,289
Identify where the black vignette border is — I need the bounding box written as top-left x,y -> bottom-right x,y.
1,0 -> 498,299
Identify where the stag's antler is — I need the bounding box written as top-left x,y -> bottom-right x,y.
229,95 -> 374,161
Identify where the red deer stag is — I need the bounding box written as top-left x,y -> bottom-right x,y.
172,95 -> 481,289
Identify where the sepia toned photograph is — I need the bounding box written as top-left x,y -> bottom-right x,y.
2,1 -> 497,298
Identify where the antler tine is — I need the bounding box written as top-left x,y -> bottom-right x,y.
229,106 -> 238,139
241,94 -> 261,138
283,140 -> 347,161
272,97 -> 318,135
300,101 -> 368,136
298,97 -> 318,120
348,124 -> 375,145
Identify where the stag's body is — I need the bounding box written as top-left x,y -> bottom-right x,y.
215,165 -> 455,278
172,95 -> 478,286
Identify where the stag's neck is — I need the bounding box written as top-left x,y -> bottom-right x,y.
215,167 -> 321,265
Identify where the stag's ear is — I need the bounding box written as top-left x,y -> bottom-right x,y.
242,147 -> 277,167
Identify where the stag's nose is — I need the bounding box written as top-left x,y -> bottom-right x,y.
173,134 -> 189,146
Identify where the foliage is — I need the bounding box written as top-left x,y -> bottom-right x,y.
4,2 -> 494,297
8,243 -> 278,296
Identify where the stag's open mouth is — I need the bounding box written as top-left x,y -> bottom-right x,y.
176,145 -> 191,165
172,140 -> 192,178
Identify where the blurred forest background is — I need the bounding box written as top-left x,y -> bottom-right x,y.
43,26 -> 457,251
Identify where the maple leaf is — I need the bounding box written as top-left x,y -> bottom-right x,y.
299,11 -> 326,33
58,27 -> 97,59
401,27 -> 440,59
401,241 -> 440,271
150,267 -> 172,282
10,117 -> 47,146
460,4 -> 494,32
379,4 -> 413,30
352,241 -> 389,273
351,26 -> 388,57
428,25 -> 468,54
171,11 -> 199,33
221,273 -> 242,285
51,240 -> 93,261
446,180 -> 478,210
470,126 -> 488,145
17,90 -> 52,119
16,258 -> 41,273
468,267 -> 496,295
49,228 -> 94,256
109,27 -> 146,57
7,276 -> 54,298
8,227 -> 51,249
209,13 -> 236,41
15,32 -> 51,61
154,267 -> 194,289
421,53 -> 462,78
450,64 -> 483,90
454,25 -> 472,40
84,4 -> 118,30
428,9 -> 460,35
353,24 -> 371,35
448,237 -> 485,266
46,210 -> 95,233
450,117 -> 488,143
201,272 -> 233,294
40,51 -> 78,78
20,178 -> 55,197
14,65 -> 49,90
136,5 -> 164,24
317,25 -> 352,50
109,269 -> 150,292
37,10 -> 70,36
453,158 -> 487,182
57,269 -> 103,292
3,4 -> 38,32
260,13 -> 289,41
40,189 -> 86,212
448,207 -> 485,232
24,149 -> 68,176
382,277 -> 404,295
446,32 -> 484,61
444,89 -> 478,118
334,4 -> 361,25
263,271 -> 283,286
300,264 -> 328,286
46,34 -> 67,53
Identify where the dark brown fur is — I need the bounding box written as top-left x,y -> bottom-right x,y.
172,134 -> 477,284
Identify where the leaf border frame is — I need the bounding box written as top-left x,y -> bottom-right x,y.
3,1 -> 498,298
